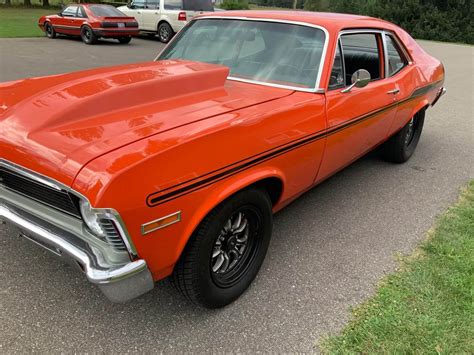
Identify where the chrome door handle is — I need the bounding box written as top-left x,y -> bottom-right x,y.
387,88 -> 400,95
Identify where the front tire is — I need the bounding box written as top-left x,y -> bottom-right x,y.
44,22 -> 56,39
383,110 -> 425,163
81,26 -> 97,45
158,22 -> 173,43
172,188 -> 273,308
118,36 -> 132,44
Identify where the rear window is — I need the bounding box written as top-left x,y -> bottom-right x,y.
89,5 -> 126,17
164,0 -> 214,11
184,0 -> 213,11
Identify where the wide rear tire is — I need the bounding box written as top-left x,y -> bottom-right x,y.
81,26 -> 97,45
172,188 -> 273,308
383,110 -> 425,163
118,36 -> 132,44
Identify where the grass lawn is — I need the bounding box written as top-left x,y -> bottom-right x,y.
0,7 -> 58,38
249,4 -> 287,11
321,181 -> 474,354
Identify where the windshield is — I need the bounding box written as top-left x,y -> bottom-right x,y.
158,19 -> 326,89
89,5 -> 126,17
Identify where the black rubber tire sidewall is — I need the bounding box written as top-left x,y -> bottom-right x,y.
45,23 -> 56,38
172,188 -> 273,308
158,23 -> 173,43
118,36 -> 132,44
383,110 -> 425,163
81,26 -> 96,45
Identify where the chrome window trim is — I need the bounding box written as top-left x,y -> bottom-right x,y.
0,158 -> 138,258
328,38 -> 346,91
327,28 -> 414,90
383,32 -> 411,77
382,31 -> 390,77
155,16 -> 330,94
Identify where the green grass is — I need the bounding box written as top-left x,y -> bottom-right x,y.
249,4 -> 288,10
320,181 -> 474,354
0,7 -> 59,38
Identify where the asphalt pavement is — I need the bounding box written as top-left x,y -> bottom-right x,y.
1,37 -> 473,352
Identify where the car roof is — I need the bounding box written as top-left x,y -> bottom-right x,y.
198,10 -> 396,33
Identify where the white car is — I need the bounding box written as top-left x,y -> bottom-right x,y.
118,0 -> 214,43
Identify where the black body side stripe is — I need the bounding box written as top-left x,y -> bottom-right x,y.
146,79 -> 442,207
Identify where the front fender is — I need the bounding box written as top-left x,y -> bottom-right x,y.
177,166 -> 286,255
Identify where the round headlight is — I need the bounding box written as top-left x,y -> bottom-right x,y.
79,200 -> 105,237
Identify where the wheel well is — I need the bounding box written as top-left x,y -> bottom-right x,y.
248,177 -> 283,206
157,20 -> 171,30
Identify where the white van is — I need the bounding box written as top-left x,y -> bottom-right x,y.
118,0 -> 214,43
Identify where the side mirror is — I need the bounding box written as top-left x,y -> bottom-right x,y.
58,12 -> 63,16
341,69 -> 371,93
128,1 -> 134,8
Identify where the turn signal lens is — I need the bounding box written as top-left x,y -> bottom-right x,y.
141,211 -> 181,235
178,12 -> 186,21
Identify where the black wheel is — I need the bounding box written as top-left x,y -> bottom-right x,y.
172,188 -> 273,308
158,22 -> 173,43
81,26 -> 97,45
44,22 -> 56,39
383,110 -> 425,163
118,36 -> 132,44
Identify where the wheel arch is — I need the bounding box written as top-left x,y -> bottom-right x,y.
172,168 -> 285,271
157,20 -> 173,31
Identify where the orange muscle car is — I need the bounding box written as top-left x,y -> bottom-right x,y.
0,11 -> 445,307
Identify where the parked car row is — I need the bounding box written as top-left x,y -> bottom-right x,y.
38,1 -> 214,44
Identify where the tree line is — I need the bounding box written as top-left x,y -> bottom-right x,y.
247,0 -> 473,44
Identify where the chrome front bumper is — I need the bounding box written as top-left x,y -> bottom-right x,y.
431,86 -> 446,107
0,202 -> 154,302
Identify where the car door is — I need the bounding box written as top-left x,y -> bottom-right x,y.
316,31 -> 401,183
123,0 -> 146,29
382,32 -> 417,136
55,5 -> 80,35
142,0 -> 160,31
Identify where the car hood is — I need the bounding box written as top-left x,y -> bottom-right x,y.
0,60 -> 292,186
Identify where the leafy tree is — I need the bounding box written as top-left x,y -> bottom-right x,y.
303,0 -> 473,44
221,0 -> 250,9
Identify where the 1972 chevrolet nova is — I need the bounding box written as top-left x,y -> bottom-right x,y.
0,11 -> 445,308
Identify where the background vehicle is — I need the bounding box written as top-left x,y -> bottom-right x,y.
2,12 -> 445,308
38,4 -> 139,45
118,0 -> 214,43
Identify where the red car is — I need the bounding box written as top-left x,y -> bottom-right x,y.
3,12 -> 445,307
38,4 -> 139,44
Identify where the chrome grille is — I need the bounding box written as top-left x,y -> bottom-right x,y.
99,218 -> 128,252
0,167 -> 81,218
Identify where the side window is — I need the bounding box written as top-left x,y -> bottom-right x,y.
164,0 -> 183,10
62,6 -> 79,17
385,34 -> 408,76
340,33 -> 382,85
146,0 -> 159,9
78,6 -> 87,18
131,0 -> 146,9
329,40 -> 345,89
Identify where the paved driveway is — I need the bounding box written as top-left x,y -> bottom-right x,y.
1,37 -> 473,352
